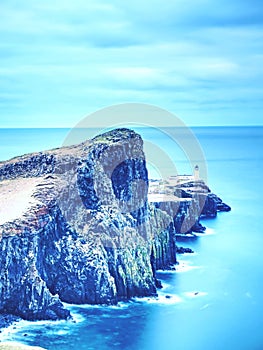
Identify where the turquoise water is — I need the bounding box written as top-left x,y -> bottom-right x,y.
0,127 -> 263,350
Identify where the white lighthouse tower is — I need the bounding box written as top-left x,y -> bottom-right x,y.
194,165 -> 200,181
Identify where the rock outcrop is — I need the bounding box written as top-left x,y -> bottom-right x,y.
0,128 -> 231,324
176,246 -> 194,254
0,129 -> 177,322
150,181 -> 231,235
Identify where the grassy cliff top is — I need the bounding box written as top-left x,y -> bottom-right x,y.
92,128 -> 140,144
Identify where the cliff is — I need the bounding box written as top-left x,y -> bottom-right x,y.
0,129 -> 177,322
150,181 -> 231,235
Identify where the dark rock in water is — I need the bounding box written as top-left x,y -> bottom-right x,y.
0,314 -> 20,330
176,246 -> 194,254
0,128 -> 177,323
217,201 -> 231,212
192,221 -> 206,233
155,279 -> 163,289
201,193 -> 231,217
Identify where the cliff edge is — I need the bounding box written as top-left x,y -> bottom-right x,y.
0,129 -> 177,321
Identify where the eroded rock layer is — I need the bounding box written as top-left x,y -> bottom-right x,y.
0,129 -> 177,321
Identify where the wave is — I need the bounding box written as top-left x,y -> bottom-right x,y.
175,260 -> 203,273
194,227 -> 215,236
65,301 -> 130,313
183,291 -> 208,298
132,294 -> 183,305
0,316 -> 78,344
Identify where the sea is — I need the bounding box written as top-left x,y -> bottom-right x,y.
0,126 -> 263,350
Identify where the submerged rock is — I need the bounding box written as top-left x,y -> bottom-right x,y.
176,246 -> 194,254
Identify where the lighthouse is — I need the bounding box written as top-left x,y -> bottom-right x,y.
194,165 -> 200,181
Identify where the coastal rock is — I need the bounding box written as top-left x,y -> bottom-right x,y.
176,246 -> 194,254
151,180 -> 230,236
174,182 -> 231,231
201,193 -> 231,217
0,129 -> 176,322
153,196 -> 206,235
192,220 -> 206,233
0,314 -> 20,331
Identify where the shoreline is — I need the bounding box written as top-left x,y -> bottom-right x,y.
0,342 -> 46,350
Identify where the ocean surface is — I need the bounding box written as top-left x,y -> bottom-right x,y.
0,126 -> 263,350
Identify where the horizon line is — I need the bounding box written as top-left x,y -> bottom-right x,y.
0,125 -> 263,129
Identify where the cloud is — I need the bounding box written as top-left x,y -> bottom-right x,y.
0,0 -> 262,127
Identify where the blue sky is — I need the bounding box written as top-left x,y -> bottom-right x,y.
0,0 -> 263,127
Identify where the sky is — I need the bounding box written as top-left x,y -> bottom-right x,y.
0,0 -> 263,128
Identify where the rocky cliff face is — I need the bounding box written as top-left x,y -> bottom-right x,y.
151,181 -> 231,235
0,129 -> 177,322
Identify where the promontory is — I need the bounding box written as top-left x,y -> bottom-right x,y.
0,128 -> 230,323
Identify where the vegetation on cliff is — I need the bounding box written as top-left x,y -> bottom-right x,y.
0,128 -> 230,324
0,129 -> 176,321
